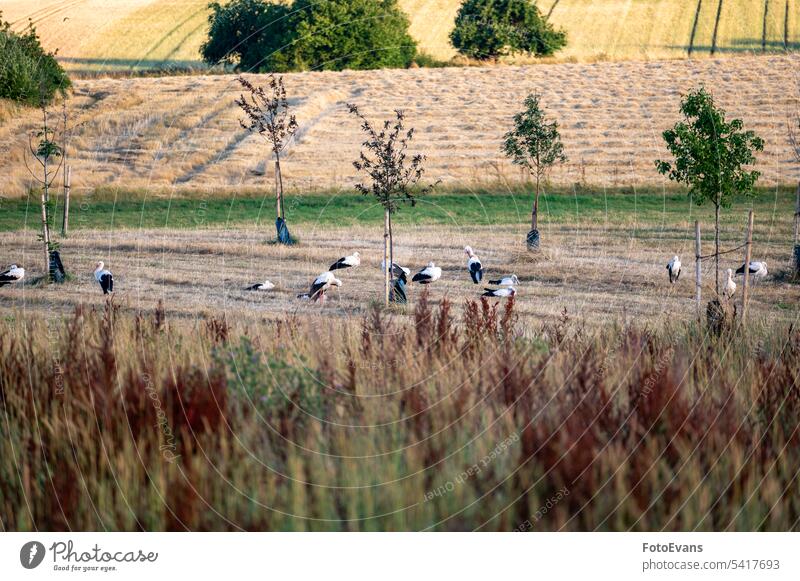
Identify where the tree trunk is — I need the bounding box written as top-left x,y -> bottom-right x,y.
383,208 -> 391,307
388,211 -> 394,282
40,184 -> 50,276
714,201 -> 720,295
274,157 -> 283,220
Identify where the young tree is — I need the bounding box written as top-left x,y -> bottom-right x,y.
24,93 -> 63,277
236,75 -> 298,243
348,104 -> 434,306
656,87 -> 764,294
502,92 -> 566,250
450,0 -> 566,61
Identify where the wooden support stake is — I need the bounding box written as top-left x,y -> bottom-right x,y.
274,160 -> 283,220
383,208 -> 391,307
62,165 -> 71,237
741,210 -> 754,322
695,220 -> 702,317
793,182 -> 800,276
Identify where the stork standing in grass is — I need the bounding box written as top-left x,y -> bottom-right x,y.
464,246 -> 483,284
381,261 -> 411,283
329,251 -> 360,271
94,262 -> 113,295
667,255 -> 681,284
298,271 -> 342,303
723,268 -> 736,299
412,262 -> 442,285
736,260 -> 768,283
0,264 -> 24,287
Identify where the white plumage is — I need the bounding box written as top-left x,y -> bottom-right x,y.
488,274 -> 519,286
464,246 -> 483,284
412,262 -> 442,284
482,287 -> 516,298
298,271 -> 342,303
667,255 -> 681,284
0,264 -> 25,287
94,261 -> 114,294
329,252 -> 360,271
723,268 -> 736,299
736,260 -> 767,282
245,280 -> 275,291
381,260 -> 411,283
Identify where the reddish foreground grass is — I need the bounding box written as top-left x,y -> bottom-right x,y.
1,297 -> 798,531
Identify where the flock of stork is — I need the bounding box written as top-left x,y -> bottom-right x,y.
0,246 -> 518,302
666,255 -> 769,299
290,245 -> 517,303
0,249 -> 769,304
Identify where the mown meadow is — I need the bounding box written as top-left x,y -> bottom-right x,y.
1,186 -> 796,232
1,296 -> 798,531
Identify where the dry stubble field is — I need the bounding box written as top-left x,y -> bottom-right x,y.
1,214 -> 797,327
2,0 -> 799,70
0,54 -> 798,197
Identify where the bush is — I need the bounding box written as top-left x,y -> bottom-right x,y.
450,0 -> 566,61
201,0 -> 416,72
0,14 -> 70,105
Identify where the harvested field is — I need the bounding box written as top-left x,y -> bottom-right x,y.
0,55 -> 798,197
3,0 -> 798,71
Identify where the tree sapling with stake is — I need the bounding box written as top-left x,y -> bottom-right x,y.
656,86 -> 763,294
348,104 -> 435,306
236,74 -> 298,244
502,92 -> 566,250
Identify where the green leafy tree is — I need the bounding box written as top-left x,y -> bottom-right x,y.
202,0 -> 416,72
502,92 -> 566,249
656,87 -> 764,294
0,13 -> 70,105
201,0 -> 291,72
450,0 -> 566,61
348,104 -> 434,306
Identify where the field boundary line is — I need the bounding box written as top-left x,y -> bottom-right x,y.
763,0 -> 770,52
711,0 -> 724,55
688,0 -> 704,56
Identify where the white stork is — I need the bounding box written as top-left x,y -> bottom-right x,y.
298,271 -> 342,303
723,269 -> 736,299
0,264 -> 24,287
488,274 -> 519,286
667,255 -> 681,284
412,262 -> 442,284
94,262 -> 114,295
245,280 -> 275,291
381,260 -> 411,283
464,246 -> 483,284
482,287 -> 516,298
736,260 -> 768,282
329,251 -> 360,271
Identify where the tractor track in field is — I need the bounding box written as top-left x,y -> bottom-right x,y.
11,0 -> 87,28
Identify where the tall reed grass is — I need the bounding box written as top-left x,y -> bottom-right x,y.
1,297 -> 798,531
